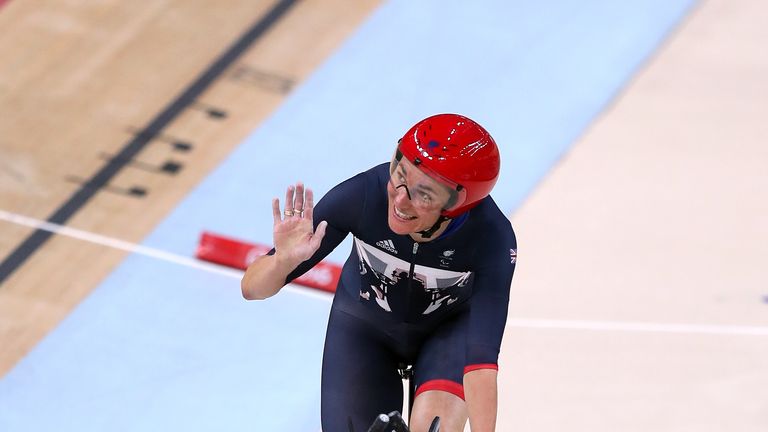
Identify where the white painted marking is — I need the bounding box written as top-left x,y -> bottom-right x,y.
2,210 -> 766,334
0,209 -> 332,302
507,318 -> 768,336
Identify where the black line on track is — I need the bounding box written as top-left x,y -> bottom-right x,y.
0,0 -> 299,286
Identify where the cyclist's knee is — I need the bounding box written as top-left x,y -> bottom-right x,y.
410,390 -> 467,432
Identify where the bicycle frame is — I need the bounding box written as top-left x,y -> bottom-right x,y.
356,363 -> 441,432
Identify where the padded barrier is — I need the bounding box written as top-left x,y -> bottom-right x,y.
196,231 -> 341,293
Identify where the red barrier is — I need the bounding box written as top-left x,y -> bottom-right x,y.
195,231 -> 340,293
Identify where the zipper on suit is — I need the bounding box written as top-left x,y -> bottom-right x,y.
404,242 -> 419,321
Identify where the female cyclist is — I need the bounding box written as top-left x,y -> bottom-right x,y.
242,113 -> 517,432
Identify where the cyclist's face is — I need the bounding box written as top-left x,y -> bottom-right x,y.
387,158 -> 452,235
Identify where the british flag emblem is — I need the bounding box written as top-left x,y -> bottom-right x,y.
510,248 -> 517,264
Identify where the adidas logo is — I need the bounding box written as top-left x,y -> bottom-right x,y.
376,239 -> 398,254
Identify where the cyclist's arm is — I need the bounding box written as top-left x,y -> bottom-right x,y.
241,252 -> 308,300
242,171 -> 369,300
464,217 -> 517,430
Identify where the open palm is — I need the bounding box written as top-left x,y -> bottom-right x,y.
272,183 -> 327,264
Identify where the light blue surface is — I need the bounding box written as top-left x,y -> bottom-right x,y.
0,254 -> 329,431
141,0 -> 696,266
0,1 -> 696,431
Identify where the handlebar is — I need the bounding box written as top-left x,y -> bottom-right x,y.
366,411 -> 440,432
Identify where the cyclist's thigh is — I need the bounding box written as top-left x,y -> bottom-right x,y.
411,312 -> 471,431
321,308 -> 403,432
413,311 -> 470,400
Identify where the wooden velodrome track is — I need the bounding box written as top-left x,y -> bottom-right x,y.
1,0 -> 767,431
0,0 -> 379,376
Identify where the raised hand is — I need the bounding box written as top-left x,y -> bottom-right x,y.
271,182 -> 328,266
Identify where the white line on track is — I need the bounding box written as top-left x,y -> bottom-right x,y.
2,209 -> 767,335
0,209 -> 332,302
506,318 -> 768,336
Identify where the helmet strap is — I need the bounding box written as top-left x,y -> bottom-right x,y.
417,215 -> 451,239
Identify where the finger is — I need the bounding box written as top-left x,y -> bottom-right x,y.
272,198 -> 281,224
304,188 -> 314,220
294,182 -> 305,215
285,185 -> 295,212
309,220 -> 328,251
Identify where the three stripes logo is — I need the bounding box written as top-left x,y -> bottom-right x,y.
376,239 -> 398,254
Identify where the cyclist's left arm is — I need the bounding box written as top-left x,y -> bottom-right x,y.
464,217 -> 517,431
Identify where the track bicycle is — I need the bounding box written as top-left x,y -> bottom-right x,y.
359,362 -> 440,432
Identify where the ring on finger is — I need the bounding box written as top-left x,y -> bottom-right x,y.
295,209 -> 304,217
284,209 -> 294,217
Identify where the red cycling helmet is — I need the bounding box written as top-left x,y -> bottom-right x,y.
395,113 -> 500,218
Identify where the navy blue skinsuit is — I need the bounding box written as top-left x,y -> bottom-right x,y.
282,163 -> 516,431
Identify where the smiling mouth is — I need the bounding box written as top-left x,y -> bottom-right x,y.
394,206 -> 417,221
